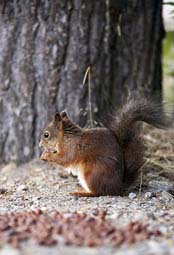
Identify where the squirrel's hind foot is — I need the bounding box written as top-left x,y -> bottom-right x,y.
70,188 -> 98,197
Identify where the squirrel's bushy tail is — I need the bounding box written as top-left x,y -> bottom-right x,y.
109,96 -> 171,190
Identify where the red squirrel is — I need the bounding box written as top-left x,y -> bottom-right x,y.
39,97 -> 170,197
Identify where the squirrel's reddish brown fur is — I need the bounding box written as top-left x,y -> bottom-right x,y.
39,97 -> 170,197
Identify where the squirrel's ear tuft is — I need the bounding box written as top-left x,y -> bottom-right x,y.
54,113 -> 64,131
60,111 -> 68,119
54,113 -> 61,123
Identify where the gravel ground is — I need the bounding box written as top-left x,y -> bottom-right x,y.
0,126 -> 174,255
0,153 -> 174,255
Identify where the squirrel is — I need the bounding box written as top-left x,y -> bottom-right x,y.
39,96 -> 170,197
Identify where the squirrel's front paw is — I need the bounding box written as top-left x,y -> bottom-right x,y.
40,151 -> 51,161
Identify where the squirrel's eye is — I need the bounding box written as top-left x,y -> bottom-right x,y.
44,131 -> 50,139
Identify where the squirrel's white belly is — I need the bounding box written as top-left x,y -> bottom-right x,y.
66,165 -> 90,192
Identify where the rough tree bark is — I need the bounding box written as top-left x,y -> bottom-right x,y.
0,0 -> 163,163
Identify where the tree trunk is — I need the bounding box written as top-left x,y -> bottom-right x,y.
0,0 -> 163,164
110,0 -> 164,105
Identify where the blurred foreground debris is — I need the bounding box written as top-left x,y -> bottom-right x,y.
0,210 -> 161,249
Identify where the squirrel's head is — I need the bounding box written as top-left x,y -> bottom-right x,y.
39,111 -> 81,154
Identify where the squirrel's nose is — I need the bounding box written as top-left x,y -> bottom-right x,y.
39,141 -> 43,149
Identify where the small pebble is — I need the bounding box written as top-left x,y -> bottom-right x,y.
145,192 -> 153,199
160,191 -> 173,200
17,185 -> 28,192
41,206 -> 47,211
128,192 -> 137,200
32,196 -> 41,202
0,188 -> 8,194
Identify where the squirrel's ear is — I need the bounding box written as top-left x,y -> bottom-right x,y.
54,113 -> 64,131
60,111 -> 68,119
54,113 -> 61,123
